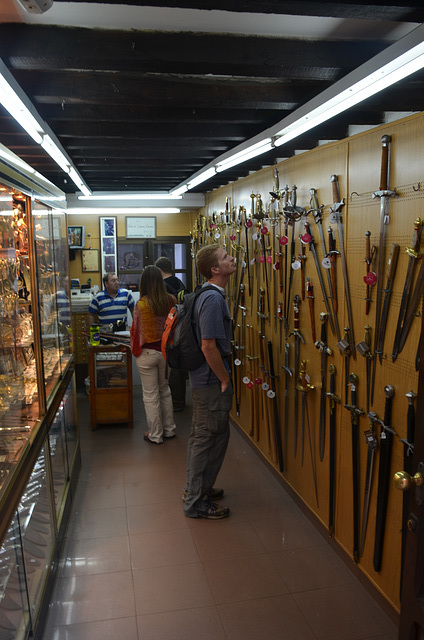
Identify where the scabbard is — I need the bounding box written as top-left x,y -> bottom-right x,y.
327,365 -> 337,536
268,340 -> 284,472
373,385 -> 395,572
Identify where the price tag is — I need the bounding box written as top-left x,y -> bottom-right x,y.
262,382 -> 270,391
214,232 -> 221,239
322,257 -> 331,269
267,390 -> 276,399
279,236 -> 288,246
292,260 -> 301,270
234,358 -> 242,367
301,233 -> 311,244
266,255 -> 273,264
243,376 -> 251,385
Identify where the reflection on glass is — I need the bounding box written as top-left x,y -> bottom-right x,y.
32,202 -> 71,400
0,511 -> 31,639
18,445 -> 54,625
0,185 -> 37,444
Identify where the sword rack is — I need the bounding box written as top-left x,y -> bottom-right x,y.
191,112 -> 424,614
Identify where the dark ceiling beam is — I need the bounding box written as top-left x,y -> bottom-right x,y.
10,69 -> 326,110
0,25 -> 387,79
53,0 -> 424,22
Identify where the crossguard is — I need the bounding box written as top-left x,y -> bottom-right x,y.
315,340 -> 332,356
290,329 -> 305,344
344,404 -> 365,418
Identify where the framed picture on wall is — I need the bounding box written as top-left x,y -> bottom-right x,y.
81,249 -> 100,272
126,216 -> 156,239
99,216 -> 117,276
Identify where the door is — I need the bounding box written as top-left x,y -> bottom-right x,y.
116,236 -> 191,292
397,312 -> 424,639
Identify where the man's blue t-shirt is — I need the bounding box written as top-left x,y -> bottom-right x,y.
189,284 -> 232,390
88,288 -> 135,326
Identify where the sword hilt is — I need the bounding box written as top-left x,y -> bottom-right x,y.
314,340 -> 332,356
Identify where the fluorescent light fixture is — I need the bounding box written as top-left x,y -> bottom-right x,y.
187,167 -> 216,190
0,57 -> 92,196
67,207 -> 180,215
169,185 -> 189,197
41,135 -> 71,173
0,146 -> 36,173
173,23 -> 424,192
68,167 -> 91,197
216,139 -> 273,172
0,73 -> 44,145
274,39 -> 424,147
78,193 -> 182,200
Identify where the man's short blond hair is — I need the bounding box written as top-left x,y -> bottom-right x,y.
196,244 -> 221,280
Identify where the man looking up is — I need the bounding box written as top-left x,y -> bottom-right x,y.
88,272 -> 135,329
183,244 -> 236,520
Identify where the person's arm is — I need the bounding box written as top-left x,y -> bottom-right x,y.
89,312 -> 98,326
201,338 -> 230,393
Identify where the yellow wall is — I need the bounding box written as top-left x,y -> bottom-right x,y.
67,211 -> 197,287
194,112 -> 424,612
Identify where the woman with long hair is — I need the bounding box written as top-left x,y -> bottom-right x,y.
130,265 -> 176,444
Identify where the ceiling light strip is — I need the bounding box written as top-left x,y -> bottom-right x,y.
0,58 -> 91,196
170,23 -> 424,193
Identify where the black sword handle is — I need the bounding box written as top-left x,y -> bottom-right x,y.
373,384 -> 395,572
380,135 -> 391,191
406,391 -> 416,448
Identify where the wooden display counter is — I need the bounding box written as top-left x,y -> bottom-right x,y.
88,343 -> 133,430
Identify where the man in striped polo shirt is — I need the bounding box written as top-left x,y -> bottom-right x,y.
89,272 -> 135,330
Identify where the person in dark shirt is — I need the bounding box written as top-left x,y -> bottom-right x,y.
155,257 -> 188,412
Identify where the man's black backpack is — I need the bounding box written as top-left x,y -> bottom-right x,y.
161,285 -> 224,371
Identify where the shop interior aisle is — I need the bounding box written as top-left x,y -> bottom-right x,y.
43,387 -> 398,640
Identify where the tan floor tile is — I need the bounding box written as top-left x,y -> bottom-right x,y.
203,553 -> 288,604
58,535 -> 131,577
137,606 -> 226,640
218,594 -> 316,640
269,545 -> 356,592
47,571 -> 135,627
65,506 -> 128,540
250,512 -> 326,552
127,502 -> 189,534
132,563 -> 214,615
44,616 -> 138,640
130,529 -> 200,569
189,519 -> 266,561
292,582 -> 398,640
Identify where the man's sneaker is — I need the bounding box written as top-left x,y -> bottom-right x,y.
196,501 -> 230,520
182,487 -> 224,502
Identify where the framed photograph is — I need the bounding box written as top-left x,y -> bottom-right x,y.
100,216 -> 117,276
126,216 -> 156,239
81,249 -> 100,272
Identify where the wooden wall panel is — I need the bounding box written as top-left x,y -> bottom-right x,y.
196,112 -> 424,612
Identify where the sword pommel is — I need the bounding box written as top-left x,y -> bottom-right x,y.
384,384 -> 394,399
406,390 -> 417,403
381,134 -> 391,147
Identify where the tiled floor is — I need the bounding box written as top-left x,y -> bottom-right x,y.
43,386 -> 399,639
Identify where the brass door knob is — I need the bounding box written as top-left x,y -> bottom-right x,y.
393,470 -> 424,491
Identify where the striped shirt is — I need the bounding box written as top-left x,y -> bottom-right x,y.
89,288 -> 135,326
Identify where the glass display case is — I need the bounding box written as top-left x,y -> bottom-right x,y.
0,150 -> 81,640
0,182 -> 73,503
